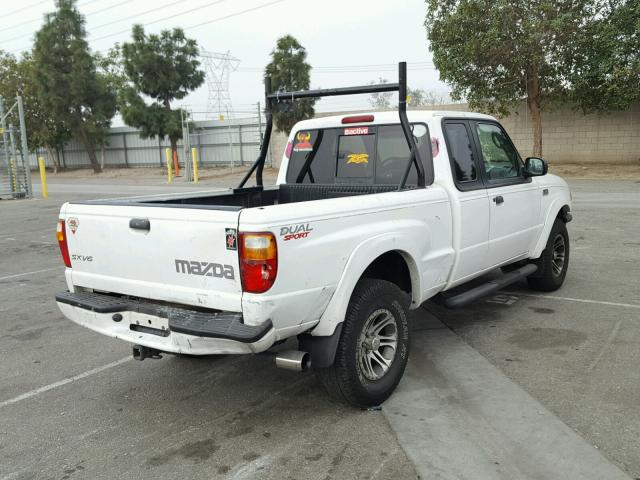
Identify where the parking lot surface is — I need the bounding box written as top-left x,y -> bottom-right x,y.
1,176 -> 638,479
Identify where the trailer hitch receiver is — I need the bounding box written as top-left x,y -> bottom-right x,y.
132,344 -> 163,361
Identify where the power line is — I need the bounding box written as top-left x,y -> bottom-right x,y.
90,0 -> 228,42
0,0 -> 49,19
183,0 -> 287,32
0,0 -> 132,42
89,0 -> 188,31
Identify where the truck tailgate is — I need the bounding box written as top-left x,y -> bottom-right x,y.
63,203 -> 242,312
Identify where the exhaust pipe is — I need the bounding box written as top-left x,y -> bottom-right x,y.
275,350 -> 310,371
132,344 -> 163,361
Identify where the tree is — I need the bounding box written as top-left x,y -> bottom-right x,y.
0,51 -> 71,172
120,25 -> 205,164
407,87 -> 449,107
368,78 -> 392,109
425,1 -> 595,156
265,35 -> 315,133
32,0 -> 116,173
568,0 -> 640,113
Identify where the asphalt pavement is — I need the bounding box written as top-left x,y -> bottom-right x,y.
0,176 -> 638,479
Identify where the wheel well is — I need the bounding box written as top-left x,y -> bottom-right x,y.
361,251 -> 412,294
557,205 -> 572,223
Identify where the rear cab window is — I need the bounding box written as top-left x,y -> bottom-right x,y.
286,123 -> 431,186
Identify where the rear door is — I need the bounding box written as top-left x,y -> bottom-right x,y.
442,120 -> 491,283
471,121 -> 542,267
64,203 -> 242,312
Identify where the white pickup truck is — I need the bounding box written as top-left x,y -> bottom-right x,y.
55,63 -> 571,407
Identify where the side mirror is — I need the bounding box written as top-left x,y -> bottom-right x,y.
524,157 -> 548,177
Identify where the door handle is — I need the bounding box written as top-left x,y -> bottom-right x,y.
129,218 -> 150,231
493,195 -> 504,205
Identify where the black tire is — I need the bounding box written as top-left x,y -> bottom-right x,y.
316,279 -> 410,408
527,218 -> 570,292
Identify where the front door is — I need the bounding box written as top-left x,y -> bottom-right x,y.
471,121 -> 542,268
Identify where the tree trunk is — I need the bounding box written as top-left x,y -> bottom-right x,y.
78,127 -> 102,173
170,136 -> 180,177
46,146 -> 59,174
101,143 -> 105,170
526,72 -> 543,157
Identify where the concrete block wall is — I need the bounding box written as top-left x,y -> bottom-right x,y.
270,102 -> 639,168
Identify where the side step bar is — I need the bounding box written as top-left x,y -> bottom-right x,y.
437,264 -> 538,309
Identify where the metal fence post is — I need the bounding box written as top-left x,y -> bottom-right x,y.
0,97 -> 14,192
239,124 -> 244,165
122,133 -> 129,167
16,96 -> 33,197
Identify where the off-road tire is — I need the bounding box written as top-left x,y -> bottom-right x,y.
316,279 -> 410,408
527,218 -> 570,292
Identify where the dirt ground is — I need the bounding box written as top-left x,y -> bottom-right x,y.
549,163 -> 640,180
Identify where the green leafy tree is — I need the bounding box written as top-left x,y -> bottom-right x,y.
120,25 -> 205,160
425,0 -> 594,156
0,51 -> 71,172
265,35 -> 315,133
568,0 -> 640,112
32,0 -> 116,173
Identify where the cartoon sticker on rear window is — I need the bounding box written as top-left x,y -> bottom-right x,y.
293,132 -> 313,152
346,153 -> 369,164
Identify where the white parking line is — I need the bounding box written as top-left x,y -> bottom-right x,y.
513,293 -> 640,309
0,357 -> 131,409
0,267 -> 59,281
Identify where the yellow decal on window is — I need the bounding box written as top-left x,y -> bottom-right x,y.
346,153 -> 369,164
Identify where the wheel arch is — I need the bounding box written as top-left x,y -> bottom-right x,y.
531,200 -> 572,259
311,233 -> 423,339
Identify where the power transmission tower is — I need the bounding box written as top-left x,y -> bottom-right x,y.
201,50 -> 240,120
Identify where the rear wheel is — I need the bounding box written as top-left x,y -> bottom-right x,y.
316,279 -> 410,408
527,218 -> 570,292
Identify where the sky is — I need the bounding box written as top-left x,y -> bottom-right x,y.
1,0 -> 451,122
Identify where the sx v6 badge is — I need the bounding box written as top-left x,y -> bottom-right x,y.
280,223 -> 313,241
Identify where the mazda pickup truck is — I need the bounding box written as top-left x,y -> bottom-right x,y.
55,63 -> 572,407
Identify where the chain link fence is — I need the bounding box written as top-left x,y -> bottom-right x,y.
0,96 -> 32,199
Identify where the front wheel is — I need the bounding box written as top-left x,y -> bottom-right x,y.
527,218 -> 570,292
316,279 -> 410,408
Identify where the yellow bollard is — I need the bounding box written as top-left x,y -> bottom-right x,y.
38,157 -> 48,198
191,147 -> 199,183
165,148 -> 173,183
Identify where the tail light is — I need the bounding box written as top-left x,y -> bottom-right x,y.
342,114 -> 374,124
57,220 -> 71,268
239,232 -> 277,293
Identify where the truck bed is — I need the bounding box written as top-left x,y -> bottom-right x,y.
74,183 -> 407,210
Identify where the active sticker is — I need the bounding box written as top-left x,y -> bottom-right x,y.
344,127 -> 369,136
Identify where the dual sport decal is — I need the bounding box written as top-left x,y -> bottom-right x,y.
280,223 -> 313,241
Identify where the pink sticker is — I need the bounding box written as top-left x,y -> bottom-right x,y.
431,137 -> 440,157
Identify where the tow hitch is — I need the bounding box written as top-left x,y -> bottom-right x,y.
132,344 -> 163,361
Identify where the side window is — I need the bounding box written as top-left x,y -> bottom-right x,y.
336,133 -> 375,180
286,129 -> 337,184
475,123 -> 522,180
444,123 -> 477,183
376,124 -> 429,185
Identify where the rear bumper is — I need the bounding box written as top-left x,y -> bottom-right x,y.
55,291 -> 275,355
